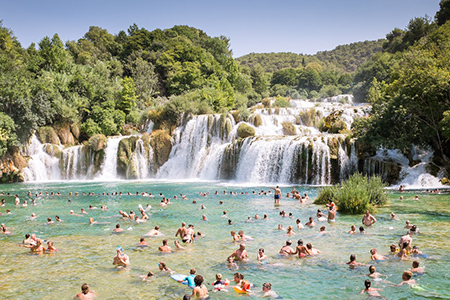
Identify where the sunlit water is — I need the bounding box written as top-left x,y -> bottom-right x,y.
0,181 -> 449,299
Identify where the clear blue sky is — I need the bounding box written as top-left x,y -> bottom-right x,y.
1,0 -> 441,58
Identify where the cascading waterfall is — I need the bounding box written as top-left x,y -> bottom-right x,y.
127,138 -> 149,179
17,97 -> 439,186
95,136 -> 126,181
21,134 -> 61,181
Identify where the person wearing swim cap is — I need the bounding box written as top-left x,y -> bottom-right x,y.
113,246 -> 130,267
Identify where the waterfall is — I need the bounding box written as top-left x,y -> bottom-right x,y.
61,145 -> 84,179
127,138 -> 149,179
95,136 -> 125,181
21,134 -> 61,181
157,115 -> 228,179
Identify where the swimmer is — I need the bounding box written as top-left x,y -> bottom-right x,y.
200,204 -> 206,209
113,246 -> 130,267
294,239 -> 310,257
158,239 -> 171,253
389,244 -> 398,254
279,240 -> 295,256
226,256 -> 239,270
286,225 -> 295,236
70,210 -> 80,216
2,226 -> 12,235
296,219 -> 304,229
118,210 -> 129,218
192,275 -> 208,299
237,230 -> 253,241
113,224 -> 124,233
47,217 -> 54,224
228,243 -> 248,262
411,260 -> 425,274
22,200 -> 27,207
305,217 -> 316,228
397,241 -> 409,260
20,239 -> 45,253
158,261 -> 172,272
390,212 -> 397,220
80,208 -> 87,214
221,211 -> 227,218
262,282 -> 278,298
413,195 -> 419,200
277,224 -> 284,230
178,268 -> 197,288
270,186 -> 281,204
404,220 -> 413,229
231,230 -> 240,242
146,226 -> 162,236
175,222 -> 187,239
362,210 -> 377,226
366,265 -> 383,278
212,273 -> 229,292
360,279 -> 382,297
411,245 -> 423,255
201,215 -> 208,221
138,237 -> 148,247
139,270 -> 155,281
370,248 -> 388,260
75,283 -> 97,299
317,209 -> 327,219
318,226 -> 326,234
347,254 -> 365,268
359,226 -> 366,234
46,241 -> 58,252
174,240 -> 184,250
349,225 -> 357,234
398,231 -> 412,251
55,216 -> 62,222
30,213 -> 38,220
306,243 -> 321,255
14,195 -> 20,206
257,248 -> 267,261
89,218 -> 97,225
397,271 -> 416,286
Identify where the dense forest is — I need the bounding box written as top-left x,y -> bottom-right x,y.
1,0 -> 450,177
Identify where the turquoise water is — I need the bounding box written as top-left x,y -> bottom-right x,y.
0,181 -> 449,299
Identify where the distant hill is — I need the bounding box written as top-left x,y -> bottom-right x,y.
236,39 -> 385,74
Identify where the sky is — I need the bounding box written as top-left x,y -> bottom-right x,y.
1,0 -> 441,58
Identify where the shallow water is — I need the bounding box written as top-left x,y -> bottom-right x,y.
0,181 -> 449,299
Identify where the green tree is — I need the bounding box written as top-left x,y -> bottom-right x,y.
118,77 -> 138,115
0,112 -> 17,156
435,0 -> 450,25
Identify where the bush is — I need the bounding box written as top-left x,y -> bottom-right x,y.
314,173 -> 388,214
274,95 -> 290,108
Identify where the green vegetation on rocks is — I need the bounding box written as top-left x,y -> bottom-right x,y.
150,130 -> 172,168
281,122 -> 296,136
314,173 -> 388,214
237,123 -> 255,138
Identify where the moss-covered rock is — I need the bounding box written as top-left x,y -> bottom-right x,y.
253,115 -> 263,127
150,130 -> 172,168
440,177 -> 450,185
0,148 -> 26,182
71,123 -> 81,140
36,126 -> 60,144
320,110 -> 347,133
231,111 -> 240,123
43,144 -> 63,159
328,137 -> 339,160
54,122 -> 75,146
281,122 -> 297,136
237,123 -> 255,138
117,136 -> 139,178
83,134 -> 107,176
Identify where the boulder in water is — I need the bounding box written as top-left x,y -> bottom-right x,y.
237,123 -> 255,138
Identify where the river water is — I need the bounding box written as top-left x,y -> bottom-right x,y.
0,180 -> 449,299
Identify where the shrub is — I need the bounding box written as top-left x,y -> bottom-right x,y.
274,95 -> 290,108
314,173 -> 388,214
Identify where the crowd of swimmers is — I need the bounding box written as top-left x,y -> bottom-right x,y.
0,185 -> 435,299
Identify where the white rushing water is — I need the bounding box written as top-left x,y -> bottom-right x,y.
95,136 -> 126,181
17,97 -> 445,187
21,134 -> 61,181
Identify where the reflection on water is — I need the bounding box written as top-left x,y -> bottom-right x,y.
0,182 -> 449,299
